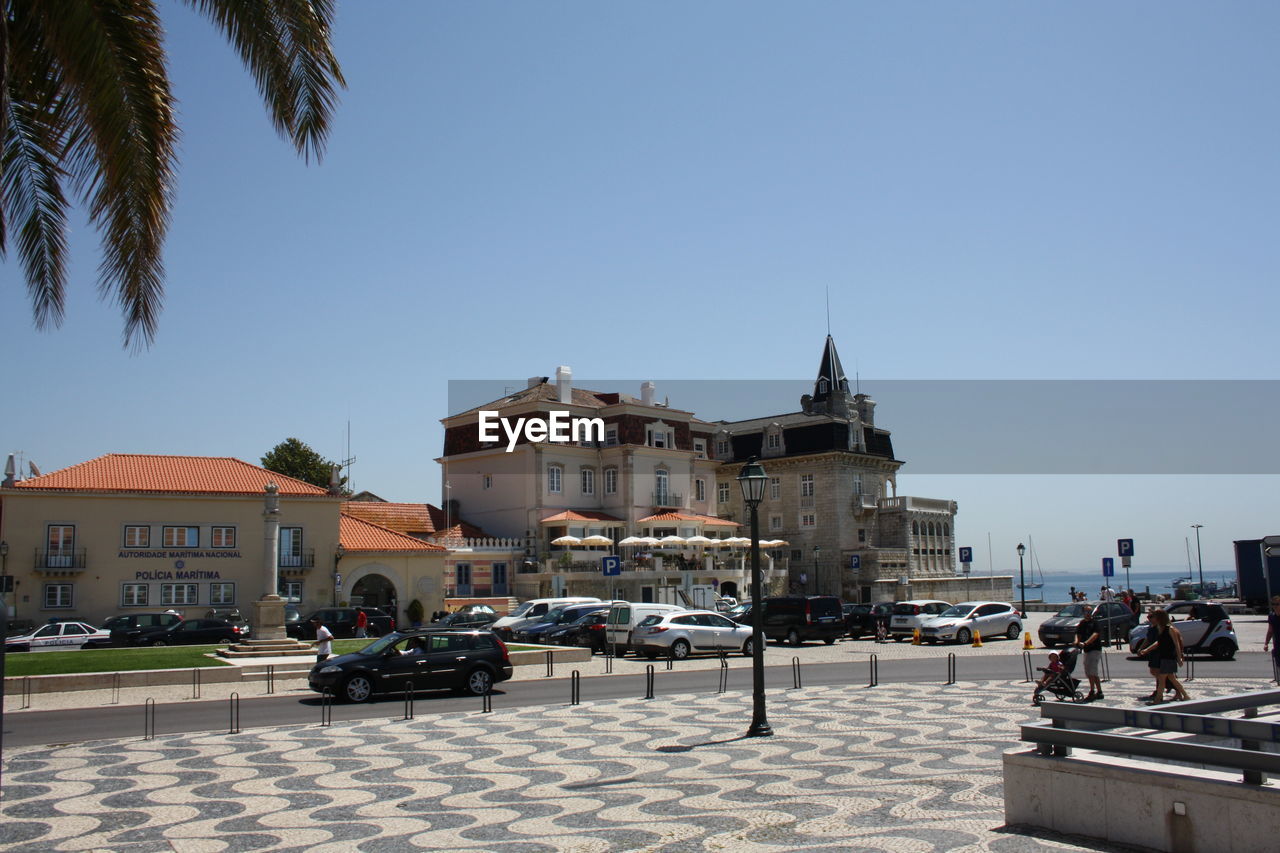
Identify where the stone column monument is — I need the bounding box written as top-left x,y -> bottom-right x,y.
252,482 -> 287,640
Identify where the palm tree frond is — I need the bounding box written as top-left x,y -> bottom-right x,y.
187,0 -> 345,161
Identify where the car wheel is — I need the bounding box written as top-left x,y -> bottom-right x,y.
787,628 -> 802,647
824,636 -> 836,645
848,630 -> 861,640
151,639 -> 168,647
1042,639 -> 1056,648
671,639 -> 691,660
742,637 -> 754,657
1007,623 -> 1021,641
8,644 -> 29,653
343,674 -> 373,703
1210,639 -> 1236,660
463,667 -> 494,696
893,635 -> 905,642
955,628 -> 971,645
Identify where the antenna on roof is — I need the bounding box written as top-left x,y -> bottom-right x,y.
338,420 -> 356,493
825,286 -> 831,335
855,359 -> 860,395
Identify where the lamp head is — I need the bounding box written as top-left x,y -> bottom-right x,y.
1016,543 -> 1025,557
736,457 -> 768,506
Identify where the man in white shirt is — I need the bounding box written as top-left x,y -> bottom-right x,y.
1100,586 -> 1115,602
312,616 -> 334,663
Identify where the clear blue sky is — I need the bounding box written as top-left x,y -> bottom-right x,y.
2,2 -> 1276,580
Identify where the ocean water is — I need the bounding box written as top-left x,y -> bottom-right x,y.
966,568 -> 1238,605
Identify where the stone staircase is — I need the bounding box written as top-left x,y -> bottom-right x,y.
217,638 -> 317,659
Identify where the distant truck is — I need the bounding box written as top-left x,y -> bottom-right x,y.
1232,539 -> 1280,612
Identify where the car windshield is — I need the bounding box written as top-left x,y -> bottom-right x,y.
938,605 -> 974,619
510,602 -> 534,617
1055,605 -> 1090,617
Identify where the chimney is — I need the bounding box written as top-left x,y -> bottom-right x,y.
556,366 -> 572,404
641,381 -> 655,406
328,464 -> 343,495
2,454 -> 15,488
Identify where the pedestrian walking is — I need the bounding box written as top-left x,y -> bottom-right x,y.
1075,608 -> 1104,702
1136,609 -> 1189,704
355,608 -> 368,638
1262,596 -> 1280,678
312,616 -> 334,664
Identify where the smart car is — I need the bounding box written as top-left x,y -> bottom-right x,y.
1128,601 -> 1238,660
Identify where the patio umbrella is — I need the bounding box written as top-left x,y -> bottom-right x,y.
658,535 -> 687,546
635,536 -> 660,546
685,535 -> 714,546
580,535 -> 614,546
551,535 -> 582,546
618,536 -> 645,546
726,537 -> 751,546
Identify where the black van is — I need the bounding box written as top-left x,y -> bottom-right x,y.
760,595 -> 845,646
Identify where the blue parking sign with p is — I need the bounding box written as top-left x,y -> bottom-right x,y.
849,555 -> 861,569
602,555 -> 621,576
1118,539 -> 1134,557
959,547 -> 973,563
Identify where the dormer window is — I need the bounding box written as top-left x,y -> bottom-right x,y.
605,426 -> 619,446
646,420 -> 674,449
766,432 -> 780,450
694,439 -> 706,459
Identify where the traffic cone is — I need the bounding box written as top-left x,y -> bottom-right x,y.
912,628 -> 922,645
972,629 -> 983,648
1023,632 -> 1034,650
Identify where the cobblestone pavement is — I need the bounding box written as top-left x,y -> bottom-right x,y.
0,677 -> 1262,852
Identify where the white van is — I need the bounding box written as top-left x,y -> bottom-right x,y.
491,597 -> 602,639
604,601 -> 687,653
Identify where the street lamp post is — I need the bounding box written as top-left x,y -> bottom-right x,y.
738,458 -> 772,738
812,545 -> 821,595
1191,524 -> 1204,595
1016,542 -> 1026,617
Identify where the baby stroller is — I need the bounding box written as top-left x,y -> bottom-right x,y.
1032,647 -> 1085,705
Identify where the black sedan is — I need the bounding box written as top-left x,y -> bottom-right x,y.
545,610 -> 608,652
308,629 -> 513,702
130,618 -> 243,646
844,602 -> 894,639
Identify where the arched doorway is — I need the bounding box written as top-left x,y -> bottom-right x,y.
350,573 -> 397,615
719,581 -> 740,600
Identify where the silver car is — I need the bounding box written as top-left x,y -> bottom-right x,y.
920,601 -> 1022,645
632,610 -> 754,660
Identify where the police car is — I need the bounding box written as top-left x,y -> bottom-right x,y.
5,620 -> 112,652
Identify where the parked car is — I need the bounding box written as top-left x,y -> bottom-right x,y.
760,595 -> 845,646
633,610 -> 755,659
512,603 -> 608,643
920,601 -> 1022,644
308,628 -> 513,702
604,602 -> 687,653
131,617 -> 243,646
843,602 -> 894,639
888,600 -> 951,641
545,609 -> 609,652
287,607 -> 394,639
1128,601 -> 1238,660
725,601 -> 753,624
5,620 -> 112,652
1038,601 -> 1137,648
491,597 -> 603,639
206,608 -> 251,638
101,611 -> 184,646
429,609 -> 499,631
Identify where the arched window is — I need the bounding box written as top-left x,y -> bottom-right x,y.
943,523 -> 950,537
655,469 -> 669,503
912,520 -> 919,535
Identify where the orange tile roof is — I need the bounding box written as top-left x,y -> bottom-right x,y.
540,510 -> 625,524
638,511 -> 739,527
341,501 -> 437,534
12,454 -> 329,496
339,513 -> 446,552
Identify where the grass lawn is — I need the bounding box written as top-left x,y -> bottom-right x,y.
3,639 -> 544,677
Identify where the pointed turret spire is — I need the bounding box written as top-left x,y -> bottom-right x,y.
812,334 -> 850,404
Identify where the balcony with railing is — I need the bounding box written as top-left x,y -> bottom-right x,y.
279,549 -> 315,569
652,491 -> 683,508
35,550 -> 87,572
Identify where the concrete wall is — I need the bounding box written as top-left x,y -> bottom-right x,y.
1004,748 -> 1280,853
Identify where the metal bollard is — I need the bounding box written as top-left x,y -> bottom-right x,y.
791,657 -> 802,689
1021,651 -> 1033,683
1242,707 -> 1264,785
868,654 -> 879,688
143,698 -> 156,740
22,676 -> 31,710
1183,656 -> 1195,682
229,692 -> 241,734
604,651 -> 613,674
718,654 -> 729,694
403,681 -> 415,720
665,655 -> 674,670
111,672 -> 121,705
482,688 -> 493,713
1100,647 -> 1111,683
570,670 -> 580,706
266,665 -> 275,695
645,664 -> 655,700
546,650 -> 554,677
320,689 -> 333,727
946,653 -> 957,685
190,667 -> 201,700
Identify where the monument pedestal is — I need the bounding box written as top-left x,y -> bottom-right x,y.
252,595 -> 287,641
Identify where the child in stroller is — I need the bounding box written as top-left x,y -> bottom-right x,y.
1032,647 -> 1085,705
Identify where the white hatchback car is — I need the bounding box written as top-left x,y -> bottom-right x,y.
632,610 -> 754,660
919,601 -> 1022,645
888,600 -> 951,641
5,620 -> 112,652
